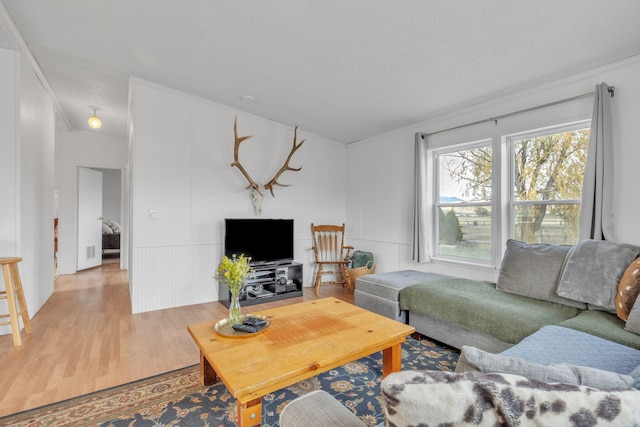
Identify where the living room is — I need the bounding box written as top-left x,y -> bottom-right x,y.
4,2 -> 640,318
2,1 -> 640,424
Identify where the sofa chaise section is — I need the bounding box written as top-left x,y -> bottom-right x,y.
499,325 -> 640,374
400,278 -> 580,352
457,325 -> 640,393
353,270 -> 447,323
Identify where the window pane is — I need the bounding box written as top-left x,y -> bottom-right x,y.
510,125 -> 588,246
512,128 -> 589,202
436,143 -> 492,262
437,205 -> 491,260
513,204 -> 580,244
438,146 -> 492,203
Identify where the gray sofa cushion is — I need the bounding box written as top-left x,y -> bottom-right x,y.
626,295 -> 640,336
457,345 -> 634,390
355,270 -> 447,301
556,239 -> 640,312
497,239 -> 584,308
631,365 -> 640,389
558,310 -> 640,350
501,325 -> 640,373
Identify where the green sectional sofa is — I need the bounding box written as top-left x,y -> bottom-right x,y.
284,239 -> 640,427
355,239 -> 640,352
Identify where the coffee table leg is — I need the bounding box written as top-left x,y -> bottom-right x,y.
382,342 -> 402,377
237,397 -> 262,427
200,351 -> 218,386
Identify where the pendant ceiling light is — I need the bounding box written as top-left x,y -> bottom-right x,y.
88,107 -> 102,129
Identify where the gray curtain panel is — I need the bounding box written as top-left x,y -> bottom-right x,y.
412,132 -> 430,263
579,82 -> 615,241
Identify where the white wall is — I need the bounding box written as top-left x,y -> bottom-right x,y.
129,78 -> 346,313
0,48 -> 55,337
0,48 -> 20,339
347,56 -> 640,283
97,168 -> 122,224
0,48 -> 19,256
55,131 -> 128,274
19,49 -> 56,321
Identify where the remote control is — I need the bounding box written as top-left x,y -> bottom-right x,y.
243,317 -> 267,327
232,323 -> 258,333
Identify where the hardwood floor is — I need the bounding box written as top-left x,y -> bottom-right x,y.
0,261 -> 354,417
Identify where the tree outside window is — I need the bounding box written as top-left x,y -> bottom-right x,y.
509,124 -> 589,244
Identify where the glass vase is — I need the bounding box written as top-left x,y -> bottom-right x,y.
228,290 -> 242,326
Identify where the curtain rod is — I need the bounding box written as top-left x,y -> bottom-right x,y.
425,85 -> 615,138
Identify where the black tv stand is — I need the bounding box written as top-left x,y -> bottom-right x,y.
251,259 -> 294,267
218,261 -> 303,308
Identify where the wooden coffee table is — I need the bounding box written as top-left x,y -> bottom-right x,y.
187,297 -> 415,427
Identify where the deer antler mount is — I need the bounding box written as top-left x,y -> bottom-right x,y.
231,117 -> 305,215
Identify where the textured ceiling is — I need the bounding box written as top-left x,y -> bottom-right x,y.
2,1 -> 640,143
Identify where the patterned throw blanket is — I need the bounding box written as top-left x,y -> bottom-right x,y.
381,370 -> 640,426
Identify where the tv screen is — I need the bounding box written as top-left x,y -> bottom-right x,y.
224,219 -> 294,264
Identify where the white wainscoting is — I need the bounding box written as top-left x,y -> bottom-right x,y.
130,244 -> 220,314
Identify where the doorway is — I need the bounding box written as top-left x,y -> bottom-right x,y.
94,168 -> 122,267
75,166 -> 125,272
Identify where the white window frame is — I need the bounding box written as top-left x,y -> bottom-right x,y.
506,120 -> 590,245
432,138 -> 493,265
428,119 -> 590,270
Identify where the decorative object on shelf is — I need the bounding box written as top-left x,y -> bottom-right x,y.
216,254 -> 254,325
231,117 -> 305,215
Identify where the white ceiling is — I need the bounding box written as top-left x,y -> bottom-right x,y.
2,1 -> 640,143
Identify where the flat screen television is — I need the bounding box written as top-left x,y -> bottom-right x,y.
224,218 -> 294,265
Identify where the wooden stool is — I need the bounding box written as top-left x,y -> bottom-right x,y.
0,257 -> 32,346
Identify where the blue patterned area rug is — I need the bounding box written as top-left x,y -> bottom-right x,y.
0,336 -> 458,427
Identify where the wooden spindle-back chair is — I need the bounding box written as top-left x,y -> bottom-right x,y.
311,223 -> 354,295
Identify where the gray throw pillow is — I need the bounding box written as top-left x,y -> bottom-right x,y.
556,239 -> 640,312
457,345 -> 634,390
630,365 -> 640,389
626,296 -> 640,336
497,239 -> 584,308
